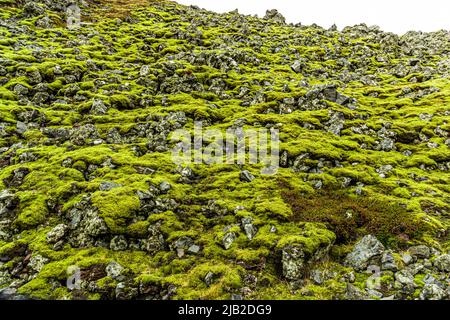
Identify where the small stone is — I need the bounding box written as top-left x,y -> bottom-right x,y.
282,246 -> 307,280
263,9 -> 286,24
46,224 -> 68,244
405,263 -> 424,276
91,98 -> 108,115
204,272 -> 215,286
180,166 -> 195,179
222,232 -> 236,250
401,253 -> 414,265
115,282 -> 138,300
241,217 -> 257,240
345,284 -> 369,300
280,151 -> 288,167
367,289 -> 383,299
327,111 -> 345,136
187,244 -> 201,254
310,269 -> 324,285
394,270 -> 414,286
14,84 -> 29,96
423,274 -> 441,286
381,250 -> 398,271
427,142 -> 439,149
291,60 -> 304,73
240,170 -> 255,182
0,288 -> 27,300
99,181 -> 122,191
355,186 -> 364,195
16,121 -> 28,134
110,235 -> 128,251
140,65 -> 151,77
28,254 -> 49,273
106,261 -> 125,281
380,138 -> 395,151
312,180 -> 323,189
159,181 -> 171,193
176,248 -> 185,258
347,271 -> 356,283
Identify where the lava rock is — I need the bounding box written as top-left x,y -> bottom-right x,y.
345,235 -> 385,271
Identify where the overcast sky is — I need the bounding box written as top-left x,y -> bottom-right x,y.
176,0 -> 450,34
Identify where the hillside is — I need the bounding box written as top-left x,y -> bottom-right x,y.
0,0 -> 449,300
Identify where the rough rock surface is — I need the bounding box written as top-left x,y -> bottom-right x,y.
0,0 -> 449,300
345,235 -> 385,271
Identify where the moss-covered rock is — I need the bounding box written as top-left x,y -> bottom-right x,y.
0,0 -> 449,300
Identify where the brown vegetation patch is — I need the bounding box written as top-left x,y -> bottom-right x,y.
278,179 -> 426,247
93,0 -> 159,19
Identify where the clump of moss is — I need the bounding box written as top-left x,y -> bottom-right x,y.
91,187 -> 140,233
15,192 -> 48,229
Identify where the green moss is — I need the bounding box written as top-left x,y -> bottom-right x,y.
276,223 -> 336,256
110,94 -> 132,109
165,261 -> 243,300
126,220 -> 150,238
18,277 -> 70,300
0,87 -> 16,100
0,0 -> 449,301
91,187 -> 140,233
15,192 -> 48,229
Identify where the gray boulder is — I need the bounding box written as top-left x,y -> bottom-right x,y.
433,254 -> 450,272
222,232 -> 236,250
409,245 -> 431,259
241,217 -> 257,240
345,235 -> 385,271
106,261 -> 125,281
46,224 -> 68,244
110,235 -> 128,251
419,284 -> 447,300
99,181 -> 122,191
381,250 -> 398,271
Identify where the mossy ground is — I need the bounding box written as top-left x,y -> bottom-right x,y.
0,0 -> 449,300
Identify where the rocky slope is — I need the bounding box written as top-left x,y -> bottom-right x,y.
0,0 -> 449,300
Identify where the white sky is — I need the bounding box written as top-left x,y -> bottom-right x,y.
175,0 -> 450,34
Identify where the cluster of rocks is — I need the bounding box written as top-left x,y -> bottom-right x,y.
41,111 -> 187,149
342,236 -> 450,300
275,234 -> 450,300
0,190 -> 19,242
0,1 -> 449,301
